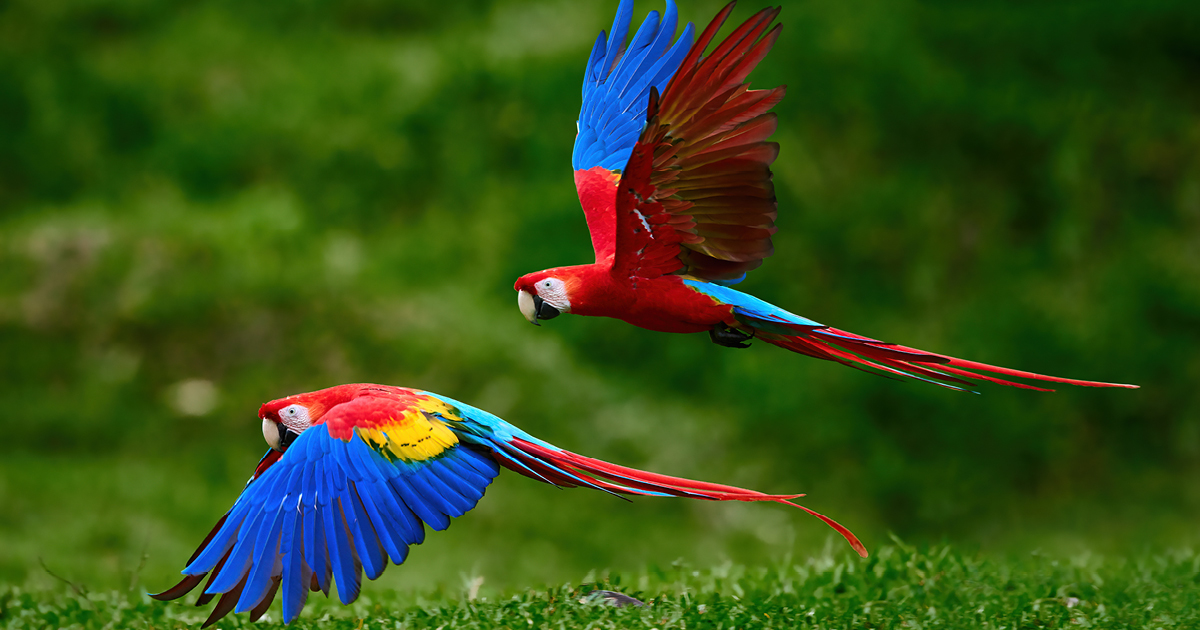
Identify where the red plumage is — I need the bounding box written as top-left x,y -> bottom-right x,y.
514,2 -> 1136,392
504,438 -> 868,558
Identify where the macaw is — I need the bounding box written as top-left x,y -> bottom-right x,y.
513,0 -> 1136,392
152,384 -> 864,627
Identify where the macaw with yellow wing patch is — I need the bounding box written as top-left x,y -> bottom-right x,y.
152,383 -> 864,627
513,0 -> 1136,392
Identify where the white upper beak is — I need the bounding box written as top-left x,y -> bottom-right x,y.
262,417 -> 281,451
518,290 -> 538,325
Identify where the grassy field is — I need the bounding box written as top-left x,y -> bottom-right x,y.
2,0 -> 1198,628
5,543 -> 1199,629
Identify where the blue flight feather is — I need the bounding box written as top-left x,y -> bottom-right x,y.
308,504 -> 330,595
330,443 -> 352,487
393,474 -> 452,530
572,0 -> 692,171
615,3 -> 678,103
604,10 -> 661,105
343,488 -> 386,581
301,490 -> 320,580
300,457 -> 317,508
356,482 -> 407,564
582,32 -> 607,99
443,449 -> 496,492
419,461 -> 477,515
236,504 -> 285,613
599,0 -> 634,87
316,449 -> 354,601
341,435 -> 372,482
368,476 -> 422,545
279,506 -> 304,623
355,512 -> 386,581
205,509 -> 264,593
327,497 -> 360,605
317,456 -> 333,508
184,508 -> 246,574
305,426 -> 323,459
429,457 -> 483,504
459,446 -> 503,480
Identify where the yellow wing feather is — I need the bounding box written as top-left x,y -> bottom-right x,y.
356,398 -> 460,464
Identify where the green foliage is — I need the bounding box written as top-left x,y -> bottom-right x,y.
6,546 -> 1200,628
0,0 -> 1197,603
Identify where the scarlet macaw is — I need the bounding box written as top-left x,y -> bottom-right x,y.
513,1 -> 1136,392
153,384 -> 864,626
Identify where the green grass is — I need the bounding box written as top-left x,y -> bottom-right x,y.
5,543 -> 1199,629
2,0 -> 1198,627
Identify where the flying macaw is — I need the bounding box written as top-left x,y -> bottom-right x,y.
513,0 -> 1136,392
152,383 -> 864,627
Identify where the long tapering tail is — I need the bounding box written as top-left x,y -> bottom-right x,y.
682,278 -> 1138,392
756,326 -> 1137,392
490,436 -> 868,558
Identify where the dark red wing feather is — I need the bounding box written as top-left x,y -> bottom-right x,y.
612,5 -> 785,282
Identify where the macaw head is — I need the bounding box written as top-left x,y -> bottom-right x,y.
514,270 -> 575,325
258,393 -> 332,452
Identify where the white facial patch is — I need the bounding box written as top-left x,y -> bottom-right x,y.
278,404 -> 312,433
537,278 -> 572,313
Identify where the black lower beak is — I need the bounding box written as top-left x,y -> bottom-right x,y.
278,424 -> 299,451
533,295 -> 560,321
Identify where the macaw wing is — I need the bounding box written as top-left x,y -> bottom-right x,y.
151,394 -> 500,628
572,0 -> 694,261
612,4 -> 784,283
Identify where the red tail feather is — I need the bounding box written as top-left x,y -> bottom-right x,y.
503,438 -> 868,558
757,325 -> 1137,391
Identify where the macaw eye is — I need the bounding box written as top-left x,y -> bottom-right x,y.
543,280 -> 552,288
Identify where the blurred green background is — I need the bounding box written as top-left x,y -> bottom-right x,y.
1,0 -> 1197,597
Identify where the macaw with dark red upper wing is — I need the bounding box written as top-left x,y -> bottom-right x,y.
514,0 -> 1137,392
152,383 -> 863,627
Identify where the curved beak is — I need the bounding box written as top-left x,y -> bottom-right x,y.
536,296 -> 561,321
279,425 -> 299,451
517,290 -> 560,325
518,290 -> 539,325
262,417 -> 300,452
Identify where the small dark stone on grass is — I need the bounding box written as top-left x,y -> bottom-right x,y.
582,590 -> 645,607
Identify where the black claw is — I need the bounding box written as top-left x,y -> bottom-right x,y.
709,322 -> 754,348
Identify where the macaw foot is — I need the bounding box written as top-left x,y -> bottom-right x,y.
709,322 -> 754,348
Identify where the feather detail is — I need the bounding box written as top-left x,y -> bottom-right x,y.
683,278 -> 1138,391
606,4 -> 786,283
573,0 -> 692,172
